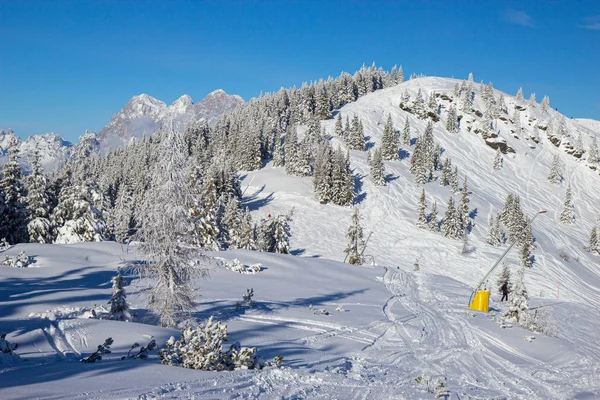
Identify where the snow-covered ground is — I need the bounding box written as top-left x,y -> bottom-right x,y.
2,77 -> 600,399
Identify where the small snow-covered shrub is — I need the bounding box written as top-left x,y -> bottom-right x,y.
0,238 -> 11,251
521,307 -> 557,337
242,288 -> 255,307
220,258 -> 263,274
3,250 -> 31,268
158,316 -> 276,371
108,271 -> 131,321
81,338 -> 113,363
121,339 -> 157,360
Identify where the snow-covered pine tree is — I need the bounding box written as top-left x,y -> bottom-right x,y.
416,188 -> 427,228
493,148 -> 503,171
284,125 -> 299,175
547,154 -> 563,184
366,149 -> 372,166
25,150 -> 54,244
588,226 -> 599,254
402,117 -> 411,146
487,214 -> 502,246
413,89 -> 427,119
427,91 -> 437,114
330,148 -> 354,206
294,142 -> 312,177
51,183 -> 108,244
559,185 -> 575,224
541,96 -> 550,113
428,200 -> 440,232
222,197 -> 244,248
0,148 -> 27,244
313,141 -> 334,202
381,114 -> 399,160
496,263 -> 511,294
334,113 -> 343,138
457,178 -> 471,230
512,108 -> 521,136
272,212 -> 292,254
520,241 -> 532,268
516,87 -> 524,102
588,135 -> 599,165
502,267 -> 530,325
347,115 -> 366,150
344,208 -> 365,265
450,166 -> 459,193
527,93 -> 536,109
371,148 -> 386,186
440,158 -> 452,186
133,127 -> 209,328
272,133 -> 284,167
108,270 -> 131,321
446,104 -> 458,133
238,208 -> 257,250
442,197 -> 462,239
344,116 -> 351,138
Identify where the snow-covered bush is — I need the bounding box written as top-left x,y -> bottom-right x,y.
81,338 -> 113,363
220,258 -> 263,274
3,250 -> 31,268
521,307 -> 557,337
121,339 -> 156,360
242,288 -> 255,307
158,316 -> 269,371
0,238 -> 11,251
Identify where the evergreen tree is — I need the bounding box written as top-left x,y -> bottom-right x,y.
588,226 -> 599,254
313,141 -> 334,202
547,154 -> 563,184
334,113 -> 343,137
284,125 -> 299,175
25,150 -> 53,244
520,242 -> 532,268
272,212 -> 293,254
541,96 -> 550,113
516,87 -> 524,102
493,148 -> 503,171
588,135 -> 599,164
108,270 -> 131,321
428,200 -> 440,232
446,104 -> 458,133
294,142 -> 312,177
442,197 -> 462,239
512,109 -> 521,136
496,263 -> 511,294
272,133 -> 284,167
487,213 -> 503,246
527,93 -> 536,108
416,188 -> 427,228
344,208 -> 365,265
133,128 -> 209,328
51,183 -> 108,244
381,114 -> 399,160
371,148 -> 386,186
559,185 -> 575,224
413,89 -> 427,118
440,158 -> 452,186
502,268 -> 530,325
0,148 -> 27,243
238,208 -> 257,250
402,117 -> 411,146
457,178 -> 471,230
222,197 -> 244,248
330,148 -> 354,206
450,166 -> 459,193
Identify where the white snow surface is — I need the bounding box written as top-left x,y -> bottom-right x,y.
2,77 -> 600,399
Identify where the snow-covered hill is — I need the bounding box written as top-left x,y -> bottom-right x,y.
2,76 -> 600,399
97,89 -> 244,149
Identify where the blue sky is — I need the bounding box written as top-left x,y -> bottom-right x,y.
1,1 -> 599,143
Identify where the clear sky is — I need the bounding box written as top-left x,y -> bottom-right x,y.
1,0 -> 599,143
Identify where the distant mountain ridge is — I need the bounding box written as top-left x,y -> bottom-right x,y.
97,89 -> 244,148
0,89 -> 244,172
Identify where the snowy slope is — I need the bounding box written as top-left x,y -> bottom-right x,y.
1,243 -> 600,399
2,77 -> 600,399
242,77 -> 600,310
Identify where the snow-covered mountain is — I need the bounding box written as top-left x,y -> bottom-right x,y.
0,90 -> 243,171
97,89 -> 244,148
0,128 -> 72,173
2,76 -> 600,399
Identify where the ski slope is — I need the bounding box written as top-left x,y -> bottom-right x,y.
2,77 -> 600,399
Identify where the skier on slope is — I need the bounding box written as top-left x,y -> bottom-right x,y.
501,281 -> 509,302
